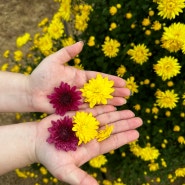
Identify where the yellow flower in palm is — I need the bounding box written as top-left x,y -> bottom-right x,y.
72,112 -> 100,145
126,76 -> 139,94
102,37 -> 120,58
153,56 -> 181,80
81,74 -> 114,108
156,89 -> 179,109
89,155 -> 107,168
161,22 -> 185,52
96,125 -> 114,142
127,44 -> 151,65
157,0 -> 185,19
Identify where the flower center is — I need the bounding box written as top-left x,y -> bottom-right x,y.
59,126 -> 71,141
60,92 -> 72,105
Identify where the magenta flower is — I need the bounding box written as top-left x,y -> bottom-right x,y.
46,116 -> 79,151
47,82 -> 82,116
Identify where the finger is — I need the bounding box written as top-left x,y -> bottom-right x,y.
107,97 -> 127,106
106,117 -> 143,134
78,130 -> 140,165
98,130 -> 139,154
55,164 -> 98,185
86,71 -> 126,87
112,87 -> 131,97
78,105 -> 116,117
96,110 -> 135,125
44,105 -> 116,122
47,41 -> 84,64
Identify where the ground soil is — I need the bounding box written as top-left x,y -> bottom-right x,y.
0,1 -> 61,184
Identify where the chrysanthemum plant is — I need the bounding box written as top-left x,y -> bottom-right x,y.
1,0 -> 185,184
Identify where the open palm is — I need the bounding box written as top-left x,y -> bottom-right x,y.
35,105 -> 142,185
28,42 -> 130,113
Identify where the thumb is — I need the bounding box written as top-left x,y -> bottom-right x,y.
49,41 -> 84,65
55,164 -> 99,185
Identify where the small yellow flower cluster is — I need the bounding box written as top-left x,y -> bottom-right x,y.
16,33 -> 31,48
130,142 -> 160,161
74,4 -> 93,31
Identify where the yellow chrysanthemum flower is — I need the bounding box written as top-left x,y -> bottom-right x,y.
74,4 -> 92,32
37,34 -> 53,56
156,89 -> 179,109
16,33 -> 31,48
1,63 -> 9,71
3,50 -> 10,58
61,37 -> 76,47
109,6 -> 117,15
126,76 -> 139,94
116,65 -> 127,77
153,56 -> 181,80
175,168 -> 185,177
161,22 -> 185,52
38,17 -> 49,27
139,146 -> 160,161
81,74 -> 114,108
142,17 -> 151,26
96,125 -> 114,142
89,155 -> 107,168
157,0 -> 185,19
58,0 -> 71,21
14,50 -> 23,62
127,44 -> 151,65
72,112 -> 100,145
151,20 -> 162,31
87,36 -> 95,46
15,169 -> 27,178
148,162 -> 159,171
47,19 -> 64,39
102,37 -> 120,58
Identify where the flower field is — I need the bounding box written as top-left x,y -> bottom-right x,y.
1,0 -> 185,184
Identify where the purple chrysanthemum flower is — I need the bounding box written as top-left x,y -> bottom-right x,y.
47,82 -> 82,116
46,116 -> 79,151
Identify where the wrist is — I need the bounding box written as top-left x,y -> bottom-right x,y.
0,121 -> 37,174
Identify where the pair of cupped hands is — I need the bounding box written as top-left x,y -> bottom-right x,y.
27,41 -> 142,185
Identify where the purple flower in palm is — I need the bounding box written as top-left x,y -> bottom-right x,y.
46,116 -> 79,151
47,82 -> 82,116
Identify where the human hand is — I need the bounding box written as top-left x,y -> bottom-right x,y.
27,41 -> 130,113
34,105 -> 142,185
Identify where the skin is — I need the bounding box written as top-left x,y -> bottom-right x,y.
0,42 -> 143,184
0,41 -> 130,113
0,105 -> 142,185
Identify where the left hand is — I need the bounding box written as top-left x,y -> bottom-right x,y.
28,42 -> 130,113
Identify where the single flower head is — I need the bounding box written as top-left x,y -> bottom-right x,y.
80,74 -> 114,108
47,82 -> 82,116
72,112 -> 100,145
46,116 -> 79,151
96,124 -> 114,142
